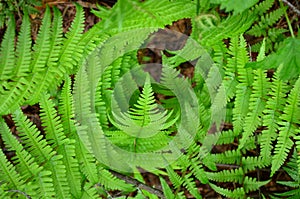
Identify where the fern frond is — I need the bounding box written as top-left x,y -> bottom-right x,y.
243,176 -> 269,193
98,168 -> 133,191
0,16 -> 15,80
211,149 -> 242,165
0,5 -> 87,115
34,170 -> 55,198
58,77 -> 76,137
166,166 -> 183,189
40,93 -> 66,147
190,156 -> 209,184
215,130 -> 240,145
0,118 -> 43,180
73,134 -> 98,184
30,6 -> 51,72
276,150 -> 300,198
14,12 -> 31,78
160,177 -> 175,199
59,3 -> 85,72
206,168 -> 244,183
252,0 -> 274,15
100,0 -> 196,32
111,75 -> 175,138
239,68 -> 270,149
46,155 -> 70,198
199,11 -> 255,46
27,6 -> 64,104
242,156 -> 270,172
12,109 -> 55,164
271,76 -> 300,176
0,184 -> 8,198
231,35 -> 253,134
0,122 -> 25,191
247,7 -> 286,37
58,139 -> 82,198
209,183 -> 245,199
260,72 -> 287,161
183,173 -> 201,199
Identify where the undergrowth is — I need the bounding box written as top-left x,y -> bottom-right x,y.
0,0 -> 299,198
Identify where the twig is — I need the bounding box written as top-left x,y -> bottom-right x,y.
282,0 -> 300,16
7,190 -> 31,199
110,170 -> 165,199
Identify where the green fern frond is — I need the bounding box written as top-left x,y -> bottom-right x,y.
183,173 -> 201,199
46,155 -> 70,198
160,177 -> 175,199
73,136 -> 98,184
14,12 -> 31,78
276,150 -> 300,198
111,75 -> 176,138
189,156 -> 209,184
40,93 -> 67,147
166,166 -> 183,189
215,130 -> 240,145
239,68 -> 270,149
98,168 -> 133,191
0,118 -> 43,180
231,35 -> 253,134
0,121 -> 25,192
58,139 -> 82,198
59,3 -> 85,72
12,109 -> 55,164
58,77 -> 76,137
73,60 -> 120,172
34,170 -> 55,198
0,184 -> 8,198
206,168 -> 244,184
10,109 -> 71,197
211,149 -> 242,165
260,72 -> 288,161
271,76 -> 300,176
0,16 -> 15,80
247,7 -> 286,37
243,176 -> 269,193
242,156 -> 270,172
252,0 -> 274,15
80,182 -> 98,199
212,0 -> 258,15
99,0 -> 196,32
30,6 -> 51,72
199,11 -> 255,47
27,7 -> 64,104
209,183 -> 245,199
0,5 -> 87,115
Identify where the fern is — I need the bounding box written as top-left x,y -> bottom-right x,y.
247,0 -> 287,52
209,183 -> 245,199
260,72 -> 288,162
0,4 -> 90,115
0,0 -> 299,198
230,35 -> 253,136
276,150 -> 300,198
271,75 -> 300,176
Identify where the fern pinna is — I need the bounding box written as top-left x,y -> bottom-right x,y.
1,0 -> 300,198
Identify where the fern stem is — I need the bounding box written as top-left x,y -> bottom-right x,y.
280,0 -> 295,38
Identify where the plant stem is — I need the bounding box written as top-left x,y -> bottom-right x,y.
282,0 -> 300,16
280,0 -> 295,38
